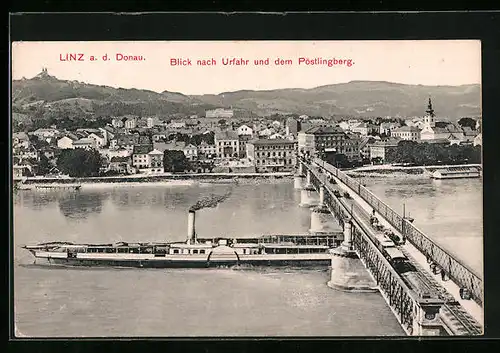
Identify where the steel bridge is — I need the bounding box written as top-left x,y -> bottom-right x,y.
298,158 -> 483,336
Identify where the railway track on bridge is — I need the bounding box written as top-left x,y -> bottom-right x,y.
309,164 -> 483,335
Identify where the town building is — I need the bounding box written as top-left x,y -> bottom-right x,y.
358,136 -> 376,159
391,126 -> 421,141
153,141 -> 186,153
13,132 -> 30,149
110,133 -> 140,151
16,146 -> 39,161
99,147 -> 132,160
285,118 -> 300,137
419,98 -> 454,141
258,128 -> 275,138
148,149 -> 164,173
183,144 -> 199,161
237,124 -> 253,136
269,133 -> 285,139
32,128 -> 59,139
57,135 -> 77,149
379,122 -> 400,135
112,117 -> 125,128
108,156 -> 134,174
153,133 -> 167,142
238,134 -> 252,158
88,132 -> 106,148
99,127 -> 115,143
350,122 -> 377,136
198,141 -> 217,158
205,108 -> 234,118
369,140 -> 399,163
73,138 -> 97,150
298,126 -> 359,160
168,120 -> 187,129
246,139 -> 297,172
215,130 -> 240,159
132,145 -> 153,170
13,161 -> 34,179
124,117 -> 137,129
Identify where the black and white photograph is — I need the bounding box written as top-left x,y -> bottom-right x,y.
11,40 -> 483,337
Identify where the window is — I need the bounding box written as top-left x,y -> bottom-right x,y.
173,249 -> 179,254
193,249 -> 198,254
200,250 -> 205,254
118,248 -> 129,253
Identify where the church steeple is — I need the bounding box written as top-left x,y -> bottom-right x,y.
424,96 -> 436,128
426,97 -> 435,117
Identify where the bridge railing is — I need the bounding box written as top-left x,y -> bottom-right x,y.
307,166 -> 433,335
306,157 -> 483,307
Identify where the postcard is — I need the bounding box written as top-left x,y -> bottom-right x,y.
11,40 -> 483,337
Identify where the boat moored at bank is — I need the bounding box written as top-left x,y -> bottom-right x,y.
430,167 -> 480,180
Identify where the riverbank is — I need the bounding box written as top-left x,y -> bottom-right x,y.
345,163 -> 482,179
15,172 -> 293,188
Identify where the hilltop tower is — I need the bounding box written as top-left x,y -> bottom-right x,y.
423,97 -> 436,128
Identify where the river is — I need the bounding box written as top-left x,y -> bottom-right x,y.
361,177 -> 483,275
13,176 -> 481,337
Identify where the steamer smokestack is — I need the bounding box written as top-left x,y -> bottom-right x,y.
187,210 -> 196,244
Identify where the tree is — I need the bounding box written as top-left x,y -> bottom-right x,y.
163,150 -> 190,172
458,117 -> 477,130
36,154 -> 51,176
56,149 -> 103,177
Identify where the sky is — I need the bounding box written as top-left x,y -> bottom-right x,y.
11,40 -> 481,95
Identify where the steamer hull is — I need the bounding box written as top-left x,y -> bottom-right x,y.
25,247 -> 335,269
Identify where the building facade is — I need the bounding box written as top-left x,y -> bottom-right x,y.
246,139 -> 297,172
369,140 -> 399,162
237,124 -> 253,136
391,126 -> 421,141
206,108 -> 234,118
183,144 -> 199,161
298,126 -> 359,160
215,130 -> 240,159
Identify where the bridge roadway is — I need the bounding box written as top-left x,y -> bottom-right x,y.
307,158 -> 483,304
301,159 -> 483,335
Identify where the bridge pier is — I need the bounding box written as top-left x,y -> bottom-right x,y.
327,218 -> 378,293
412,300 -> 447,336
309,206 -> 342,234
298,162 -> 304,176
293,174 -> 304,189
319,185 -> 325,206
299,184 -> 319,208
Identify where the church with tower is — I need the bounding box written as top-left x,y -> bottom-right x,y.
419,97 -> 465,142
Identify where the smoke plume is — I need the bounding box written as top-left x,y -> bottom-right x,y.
189,189 -> 232,212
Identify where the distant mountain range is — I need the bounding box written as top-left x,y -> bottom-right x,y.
11,71 -> 481,125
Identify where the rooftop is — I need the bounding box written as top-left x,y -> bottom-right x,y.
215,130 -> 239,140
73,138 -> 95,144
110,156 -> 131,163
133,144 -> 153,154
249,138 -> 296,145
303,126 -> 344,135
148,148 -> 163,155
393,126 -> 421,132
